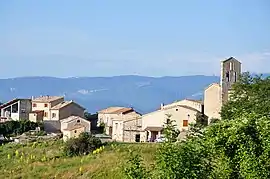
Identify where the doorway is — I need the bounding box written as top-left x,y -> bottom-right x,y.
135,134 -> 140,142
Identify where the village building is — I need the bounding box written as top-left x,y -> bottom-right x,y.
97,107 -> 141,141
29,96 -> 86,132
141,99 -> 203,142
60,116 -> 91,142
204,57 -> 241,122
0,98 -> 32,121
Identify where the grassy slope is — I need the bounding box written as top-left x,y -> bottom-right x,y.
0,140 -> 158,179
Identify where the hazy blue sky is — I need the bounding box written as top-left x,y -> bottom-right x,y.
0,0 -> 269,78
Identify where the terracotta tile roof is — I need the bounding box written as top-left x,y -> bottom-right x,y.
98,107 -> 124,113
111,108 -> 133,114
98,107 -> 133,114
61,116 -> 88,124
51,101 -> 85,110
32,96 -> 64,103
62,124 -> 85,131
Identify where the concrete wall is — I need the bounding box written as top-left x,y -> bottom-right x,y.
63,127 -> 85,142
32,102 -> 52,120
19,99 -> 32,120
141,105 -> 198,141
204,84 -> 222,121
98,111 -> 141,136
123,118 -> 144,142
59,103 -> 85,120
43,120 -> 61,133
29,112 -> 43,123
112,120 -> 124,141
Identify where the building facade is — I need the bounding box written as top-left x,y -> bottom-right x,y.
204,57 -> 242,122
61,116 -> 91,142
0,99 -> 32,121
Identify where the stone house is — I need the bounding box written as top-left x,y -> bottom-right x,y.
60,116 -> 91,142
97,107 -> 141,139
141,99 -> 203,142
112,117 -> 143,142
0,98 -> 32,121
29,96 -> 85,132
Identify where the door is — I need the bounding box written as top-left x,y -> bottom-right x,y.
135,134 -> 140,142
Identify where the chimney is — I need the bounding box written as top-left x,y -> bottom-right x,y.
31,96 -> 34,100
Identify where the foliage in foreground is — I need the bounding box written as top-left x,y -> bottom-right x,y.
63,132 -> 102,156
0,140 -> 157,179
0,120 -> 42,137
221,72 -> 270,120
124,73 -> 270,179
124,152 -> 150,179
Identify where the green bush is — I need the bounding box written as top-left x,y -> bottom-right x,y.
0,120 -> 38,137
63,132 -> 102,157
124,152 -> 150,179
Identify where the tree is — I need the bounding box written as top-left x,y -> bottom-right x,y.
221,72 -> 270,120
162,114 -> 180,142
63,132 -> 102,156
187,112 -> 208,138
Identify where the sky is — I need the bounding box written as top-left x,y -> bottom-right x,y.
0,0 -> 270,78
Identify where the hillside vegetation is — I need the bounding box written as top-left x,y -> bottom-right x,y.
0,140 -> 158,179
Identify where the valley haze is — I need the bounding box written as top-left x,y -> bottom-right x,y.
0,73 -> 268,114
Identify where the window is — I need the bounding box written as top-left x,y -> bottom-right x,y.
44,112 -> 48,117
74,130 -> 77,133
115,123 -> 118,130
176,108 -> 178,111
52,113 -> 56,118
33,103 -> 37,107
234,72 -> 237,82
183,120 -> 188,127
77,120 -> 80,123
44,103 -> 48,107
226,72 -> 230,82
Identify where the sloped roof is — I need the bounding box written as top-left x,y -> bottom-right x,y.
184,99 -> 203,104
205,83 -> 221,90
32,96 -> 64,103
62,124 -> 85,131
0,98 -> 30,109
60,116 -> 89,124
51,101 -> 85,110
98,107 -> 134,114
222,57 -> 242,64
98,107 -> 124,113
144,126 -> 163,131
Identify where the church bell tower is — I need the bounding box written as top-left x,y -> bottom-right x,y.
220,57 -> 242,104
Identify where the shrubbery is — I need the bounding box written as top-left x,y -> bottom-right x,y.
124,73 -> 270,179
0,120 -> 41,137
63,132 -> 102,156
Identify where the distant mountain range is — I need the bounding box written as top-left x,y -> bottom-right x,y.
0,74 -> 269,114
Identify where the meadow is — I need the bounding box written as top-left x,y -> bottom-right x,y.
0,140 -> 158,179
